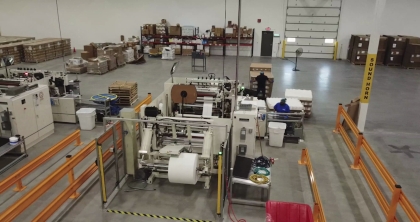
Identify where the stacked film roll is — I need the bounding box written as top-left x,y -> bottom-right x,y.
168,153 -> 199,184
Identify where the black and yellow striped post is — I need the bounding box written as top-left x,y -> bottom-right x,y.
95,140 -> 107,205
106,209 -> 213,222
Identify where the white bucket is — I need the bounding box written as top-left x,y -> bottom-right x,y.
268,122 -> 286,147
76,108 -> 96,130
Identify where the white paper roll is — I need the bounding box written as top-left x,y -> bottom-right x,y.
168,153 -> 199,184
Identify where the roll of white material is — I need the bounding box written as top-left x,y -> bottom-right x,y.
168,153 -> 199,184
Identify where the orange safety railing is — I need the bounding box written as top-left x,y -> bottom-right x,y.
298,149 -> 326,222
0,130 -> 83,194
134,93 -> 152,131
334,104 -> 420,222
0,124 -> 122,222
134,93 -> 152,113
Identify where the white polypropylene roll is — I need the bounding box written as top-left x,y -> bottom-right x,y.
168,153 -> 199,184
202,96 -> 213,117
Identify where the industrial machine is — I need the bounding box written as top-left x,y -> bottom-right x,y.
146,76 -> 236,119
6,67 -> 81,123
0,84 -> 54,150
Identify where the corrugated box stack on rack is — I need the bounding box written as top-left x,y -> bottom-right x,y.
169,25 -> 181,36
66,57 -> 87,74
384,35 -> 407,66
108,81 -> 138,106
211,26 -> 224,37
347,35 -> 370,65
400,36 -> 420,69
143,24 -> 156,35
23,38 -> 71,63
156,19 -> 167,35
87,57 -> 108,75
250,63 -> 273,98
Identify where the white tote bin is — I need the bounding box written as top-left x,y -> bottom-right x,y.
76,108 -> 96,130
268,122 -> 286,147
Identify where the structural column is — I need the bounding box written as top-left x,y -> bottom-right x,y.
357,0 -> 387,132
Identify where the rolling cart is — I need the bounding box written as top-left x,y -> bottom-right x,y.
191,51 -> 206,72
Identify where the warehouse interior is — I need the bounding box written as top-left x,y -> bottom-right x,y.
0,0 -> 419,222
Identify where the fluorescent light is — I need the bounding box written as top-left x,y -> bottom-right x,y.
286,38 -> 296,43
325,39 -> 334,43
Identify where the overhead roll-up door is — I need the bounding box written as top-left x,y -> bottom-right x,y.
284,0 -> 342,59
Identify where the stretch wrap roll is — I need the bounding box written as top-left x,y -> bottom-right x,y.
168,153 -> 199,184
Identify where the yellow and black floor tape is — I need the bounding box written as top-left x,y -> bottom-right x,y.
106,209 -> 213,222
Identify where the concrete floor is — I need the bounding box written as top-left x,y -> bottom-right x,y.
0,54 -> 419,222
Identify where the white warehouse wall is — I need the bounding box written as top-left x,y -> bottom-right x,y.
337,0 -> 420,59
0,0 -> 286,57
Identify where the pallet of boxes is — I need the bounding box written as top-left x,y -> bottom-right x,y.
347,35 -> 387,65
108,81 -> 138,106
0,36 -> 35,66
22,38 -> 71,63
399,36 -> 420,69
383,35 -> 407,66
250,63 -> 273,98
81,43 -> 127,75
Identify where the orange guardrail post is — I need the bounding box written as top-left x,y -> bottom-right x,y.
351,133 -> 364,169
65,155 -> 80,199
333,103 -> 342,133
298,149 -> 307,165
14,180 -> 26,192
386,185 -> 402,222
74,135 -> 83,146
313,203 -> 320,222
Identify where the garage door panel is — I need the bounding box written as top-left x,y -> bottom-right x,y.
288,0 -> 341,8
286,16 -> 339,24
287,8 -> 340,16
286,24 -> 338,32
286,31 -> 337,38
286,45 -> 334,54
285,52 -> 333,59
290,38 -> 335,46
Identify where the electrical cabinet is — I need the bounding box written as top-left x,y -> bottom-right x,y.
232,108 -> 257,163
0,85 -> 54,150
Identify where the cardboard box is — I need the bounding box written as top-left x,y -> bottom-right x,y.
97,49 -> 115,58
402,43 -> 420,67
81,51 -> 90,60
149,48 -> 159,54
376,51 -> 385,65
169,26 -> 181,36
182,49 -> 193,56
250,63 -> 272,72
107,45 -> 123,55
83,45 -> 94,57
66,66 -> 87,74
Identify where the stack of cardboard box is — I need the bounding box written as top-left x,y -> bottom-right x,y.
23,38 -> 71,63
97,49 -> 117,70
376,36 -> 388,65
169,25 -> 181,36
170,45 -> 181,55
107,45 -> 125,67
124,48 -> 135,62
384,35 -> 407,66
87,57 -> 108,75
401,36 -> 420,68
211,26 -> 224,37
224,22 -> 253,38
182,46 -> 193,56
0,42 -> 26,65
347,35 -> 370,65
143,24 -> 156,35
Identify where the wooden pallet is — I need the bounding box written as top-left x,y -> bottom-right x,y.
116,96 -> 138,106
385,64 -> 401,67
403,67 -> 420,70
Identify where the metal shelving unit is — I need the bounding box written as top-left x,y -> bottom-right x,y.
140,26 -> 255,57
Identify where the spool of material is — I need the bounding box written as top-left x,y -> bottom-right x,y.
168,153 -> 199,184
171,85 -> 197,104
202,96 -> 213,117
